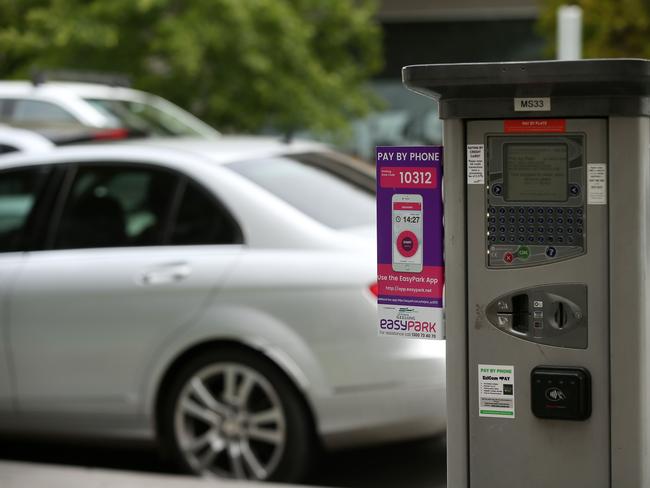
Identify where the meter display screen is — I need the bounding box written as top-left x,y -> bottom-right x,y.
504,144 -> 568,202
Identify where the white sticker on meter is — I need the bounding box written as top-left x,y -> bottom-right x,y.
587,163 -> 607,205
513,97 -> 551,111
478,364 -> 515,419
467,144 -> 484,184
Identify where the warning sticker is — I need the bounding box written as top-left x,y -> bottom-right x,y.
504,119 -> 565,133
587,163 -> 607,205
478,364 -> 515,418
467,144 -> 484,184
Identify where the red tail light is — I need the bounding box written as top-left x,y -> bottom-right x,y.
93,128 -> 130,140
369,282 -> 379,297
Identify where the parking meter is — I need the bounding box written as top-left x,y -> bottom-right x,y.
402,59 -> 650,487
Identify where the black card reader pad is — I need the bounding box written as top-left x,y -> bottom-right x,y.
531,367 -> 591,420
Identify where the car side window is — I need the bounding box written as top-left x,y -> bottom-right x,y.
11,100 -> 77,124
0,166 -> 50,252
169,179 -> 242,245
53,165 -> 178,249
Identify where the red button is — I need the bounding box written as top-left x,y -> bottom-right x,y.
503,252 -> 514,263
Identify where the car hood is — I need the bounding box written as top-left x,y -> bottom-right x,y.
343,224 -> 375,240
340,225 -> 376,253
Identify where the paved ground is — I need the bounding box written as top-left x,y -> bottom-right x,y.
308,436 -> 446,488
0,460 -> 316,488
0,435 -> 447,488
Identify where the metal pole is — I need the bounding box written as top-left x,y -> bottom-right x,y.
557,5 -> 583,60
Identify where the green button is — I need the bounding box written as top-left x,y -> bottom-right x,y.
517,246 -> 530,259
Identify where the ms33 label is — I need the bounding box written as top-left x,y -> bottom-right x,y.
514,97 -> 551,112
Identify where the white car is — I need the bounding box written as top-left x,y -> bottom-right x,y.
0,137 -> 446,482
0,125 -> 53,155
0,124 -> 146,156
0,80 -> 219,138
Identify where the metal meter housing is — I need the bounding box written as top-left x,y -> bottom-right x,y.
403,58 -> 650,488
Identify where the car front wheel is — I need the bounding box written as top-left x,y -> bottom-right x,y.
160,348 -> 314,482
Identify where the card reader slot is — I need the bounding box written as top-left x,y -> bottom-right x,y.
512,293 -> 529,333
512,314 -> 529,333
486,284 -> 588,349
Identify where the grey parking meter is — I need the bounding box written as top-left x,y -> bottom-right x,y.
402,59 -> 650,487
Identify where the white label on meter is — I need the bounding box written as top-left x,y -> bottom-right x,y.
478,364 -> 515,418
587,163 -> 607,205
467,144 -> 484,184
514,97 -> 551,111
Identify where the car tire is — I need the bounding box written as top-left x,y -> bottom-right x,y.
159,347 -> 314,482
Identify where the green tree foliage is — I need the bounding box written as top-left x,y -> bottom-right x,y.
0,0 -> 383,133
538,0 -> 650,58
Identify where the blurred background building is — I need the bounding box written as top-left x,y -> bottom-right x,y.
339,0 -> 544,160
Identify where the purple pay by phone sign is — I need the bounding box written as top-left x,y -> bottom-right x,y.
376,146 -> 444,340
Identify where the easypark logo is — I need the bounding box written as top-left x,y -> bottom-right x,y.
379,319 -> 437,333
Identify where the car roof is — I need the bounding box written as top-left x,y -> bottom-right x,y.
0,80 -> 155,101
122,136 -> 330,163
0,135 -> 332,169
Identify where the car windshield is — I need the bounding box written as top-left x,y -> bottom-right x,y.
84,98 -> 217,138
228,152 -> 376,230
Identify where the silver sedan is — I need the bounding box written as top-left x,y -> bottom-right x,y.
0,137 -> 446,482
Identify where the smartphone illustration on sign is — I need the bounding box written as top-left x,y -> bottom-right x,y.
392,194 -> 423,273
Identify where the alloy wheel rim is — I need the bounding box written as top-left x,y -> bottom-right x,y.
174,362 -> 287,480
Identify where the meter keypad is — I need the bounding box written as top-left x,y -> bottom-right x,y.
485,133 -> 586,268
487,206 -> 584,248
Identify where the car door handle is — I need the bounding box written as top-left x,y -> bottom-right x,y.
139,262 -> 192,285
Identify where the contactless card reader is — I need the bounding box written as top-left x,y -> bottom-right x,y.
531,367 -> 591,421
